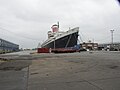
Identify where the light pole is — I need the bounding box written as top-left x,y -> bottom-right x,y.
110,30 -> 114,50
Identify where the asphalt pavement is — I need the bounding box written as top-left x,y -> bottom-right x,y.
0,51 -> 120,90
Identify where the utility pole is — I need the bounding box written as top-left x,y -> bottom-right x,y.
110,30 -> 114,50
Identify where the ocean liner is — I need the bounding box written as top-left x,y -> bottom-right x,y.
41,24 -> 79,49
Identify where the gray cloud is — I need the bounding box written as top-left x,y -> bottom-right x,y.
0,0 -> 120,48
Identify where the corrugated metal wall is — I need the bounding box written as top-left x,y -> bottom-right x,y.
0,38 -> 19,53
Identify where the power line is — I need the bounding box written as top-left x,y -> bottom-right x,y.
0,27 -> 40,41
79,31 -> 88,42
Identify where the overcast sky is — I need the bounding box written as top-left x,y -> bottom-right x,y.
0,0 -> 120,49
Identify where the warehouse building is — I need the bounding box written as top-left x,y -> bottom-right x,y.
80,42 -> 98,50
0,38 -> 19,53
80,40 -> 98,51
98,42 -> 120,51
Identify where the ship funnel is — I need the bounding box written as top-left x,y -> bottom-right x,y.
51,24 -> 59,32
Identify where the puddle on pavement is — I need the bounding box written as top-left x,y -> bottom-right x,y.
30,72 -> 39,75
109,65 -> 119,69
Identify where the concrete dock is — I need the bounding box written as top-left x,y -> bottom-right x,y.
0,51 -> 120,90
